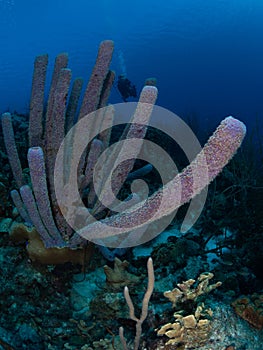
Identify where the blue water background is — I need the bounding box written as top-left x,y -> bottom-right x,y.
1,0 -> 263,135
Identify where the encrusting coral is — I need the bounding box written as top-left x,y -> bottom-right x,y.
232,293 -> 263,330
103,257 -> 141,289
9,222 -> 93,265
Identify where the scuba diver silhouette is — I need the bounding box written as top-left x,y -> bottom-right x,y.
117,74 -> 137,102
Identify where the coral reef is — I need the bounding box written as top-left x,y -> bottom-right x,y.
157,303 -> 213,347
9,222 -> 93,265
1,39 -> 246,265
163,272 -> 222,307
103,257 -> 141,289
232,293 -> 263,329
157,273 -> 222,348
2,39 -> 263,350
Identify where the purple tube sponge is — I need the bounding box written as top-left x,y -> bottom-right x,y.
78,116 -> 246,243
27,147 -> 65,247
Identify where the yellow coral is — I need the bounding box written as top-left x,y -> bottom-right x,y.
163,272 -> 222,307
157,304 -> 212,347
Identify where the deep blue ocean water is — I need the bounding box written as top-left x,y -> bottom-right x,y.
1,0 -> 263,134
1,2 -> 263,348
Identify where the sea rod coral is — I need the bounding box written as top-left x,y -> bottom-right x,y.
1,40 -> 246,264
